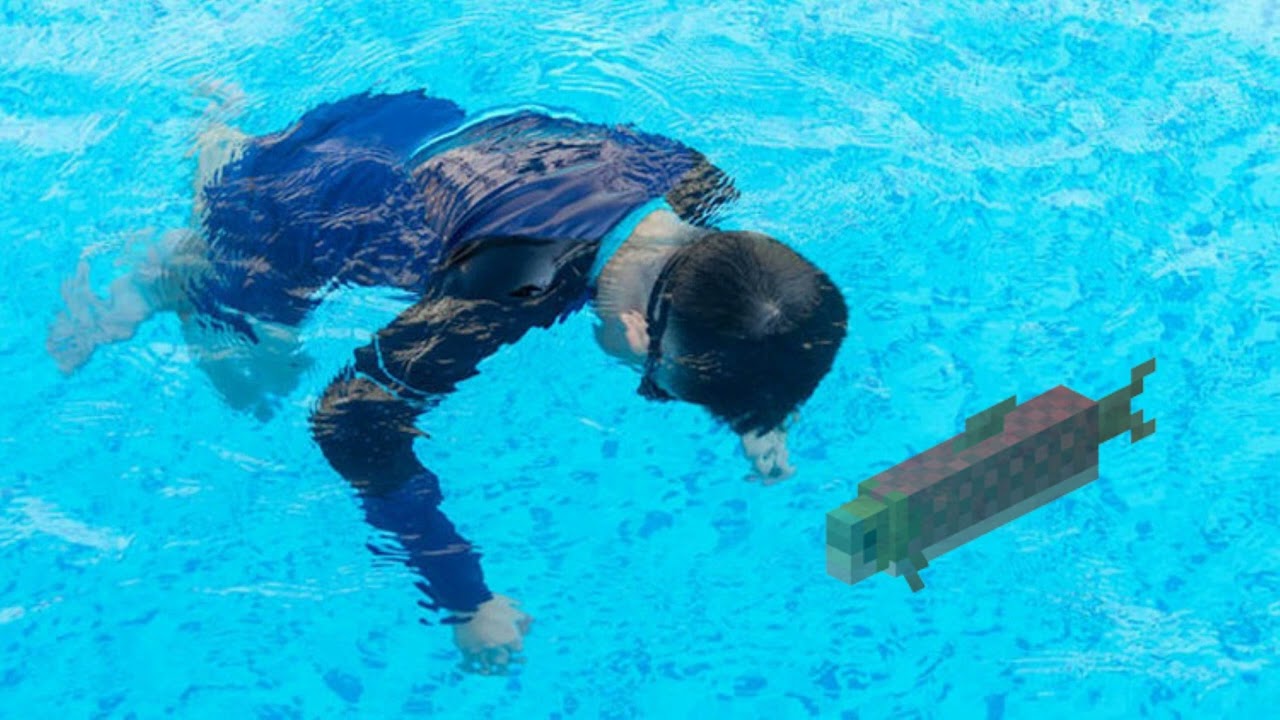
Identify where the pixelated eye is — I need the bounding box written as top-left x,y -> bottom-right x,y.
863,529 -> 878,549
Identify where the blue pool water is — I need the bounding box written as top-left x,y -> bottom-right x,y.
3,0 -> 1279,717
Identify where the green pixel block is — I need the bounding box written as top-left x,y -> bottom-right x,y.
884,491 -> 911,564
827,497 -> 886,552
954,395 -> 1017,452
1098,358 -> 1157,444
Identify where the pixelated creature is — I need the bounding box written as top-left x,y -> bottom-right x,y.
827,359 -> 1156,592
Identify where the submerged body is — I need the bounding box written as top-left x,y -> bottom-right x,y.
49,90 -> 847,673
185,92 -> 736,612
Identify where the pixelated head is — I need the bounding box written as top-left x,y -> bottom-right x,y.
639,231 -> 848,435
826,495 -> 889,585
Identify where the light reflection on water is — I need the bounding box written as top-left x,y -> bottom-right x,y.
2,1 -> 1278,717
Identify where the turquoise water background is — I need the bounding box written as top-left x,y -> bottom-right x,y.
3,0 -> 1278,717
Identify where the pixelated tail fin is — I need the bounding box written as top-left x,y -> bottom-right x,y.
1098,358 -> 1156,444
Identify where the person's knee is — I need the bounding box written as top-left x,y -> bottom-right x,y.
183,314 -> 311,417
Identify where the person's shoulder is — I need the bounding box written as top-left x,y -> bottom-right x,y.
277,91 -> 468,161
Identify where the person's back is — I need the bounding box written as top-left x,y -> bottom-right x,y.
46,90 -> 847,674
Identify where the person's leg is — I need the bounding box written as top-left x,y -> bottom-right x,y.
48,116 -> 315,418
181,117 -> 319,419
190,121 -> 248,219
46,228 -> 202,374
46,80 -> 257,374
179,312 -> 313,422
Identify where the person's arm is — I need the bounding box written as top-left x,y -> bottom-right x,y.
311,374 -> 491,615
309,236 -> 598,617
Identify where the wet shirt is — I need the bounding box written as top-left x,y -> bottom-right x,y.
197,91 -> 737,615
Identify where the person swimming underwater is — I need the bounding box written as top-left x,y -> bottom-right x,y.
46,90 -> 849,675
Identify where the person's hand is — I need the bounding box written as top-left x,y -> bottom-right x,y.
451,594 -> 532,675
740,416 -> 797,485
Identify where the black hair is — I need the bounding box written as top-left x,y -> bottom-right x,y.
648,231 -> 847,435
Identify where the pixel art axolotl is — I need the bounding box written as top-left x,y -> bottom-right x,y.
827,358 -> 1156,591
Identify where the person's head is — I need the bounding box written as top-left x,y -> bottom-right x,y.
639,231 -> 847,435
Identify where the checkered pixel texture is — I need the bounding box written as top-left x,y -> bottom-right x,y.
859,386 -> 1100,556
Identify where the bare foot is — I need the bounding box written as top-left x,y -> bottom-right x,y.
46,257 -> 154,374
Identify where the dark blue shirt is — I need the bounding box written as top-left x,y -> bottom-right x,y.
195,91 -> 737,614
